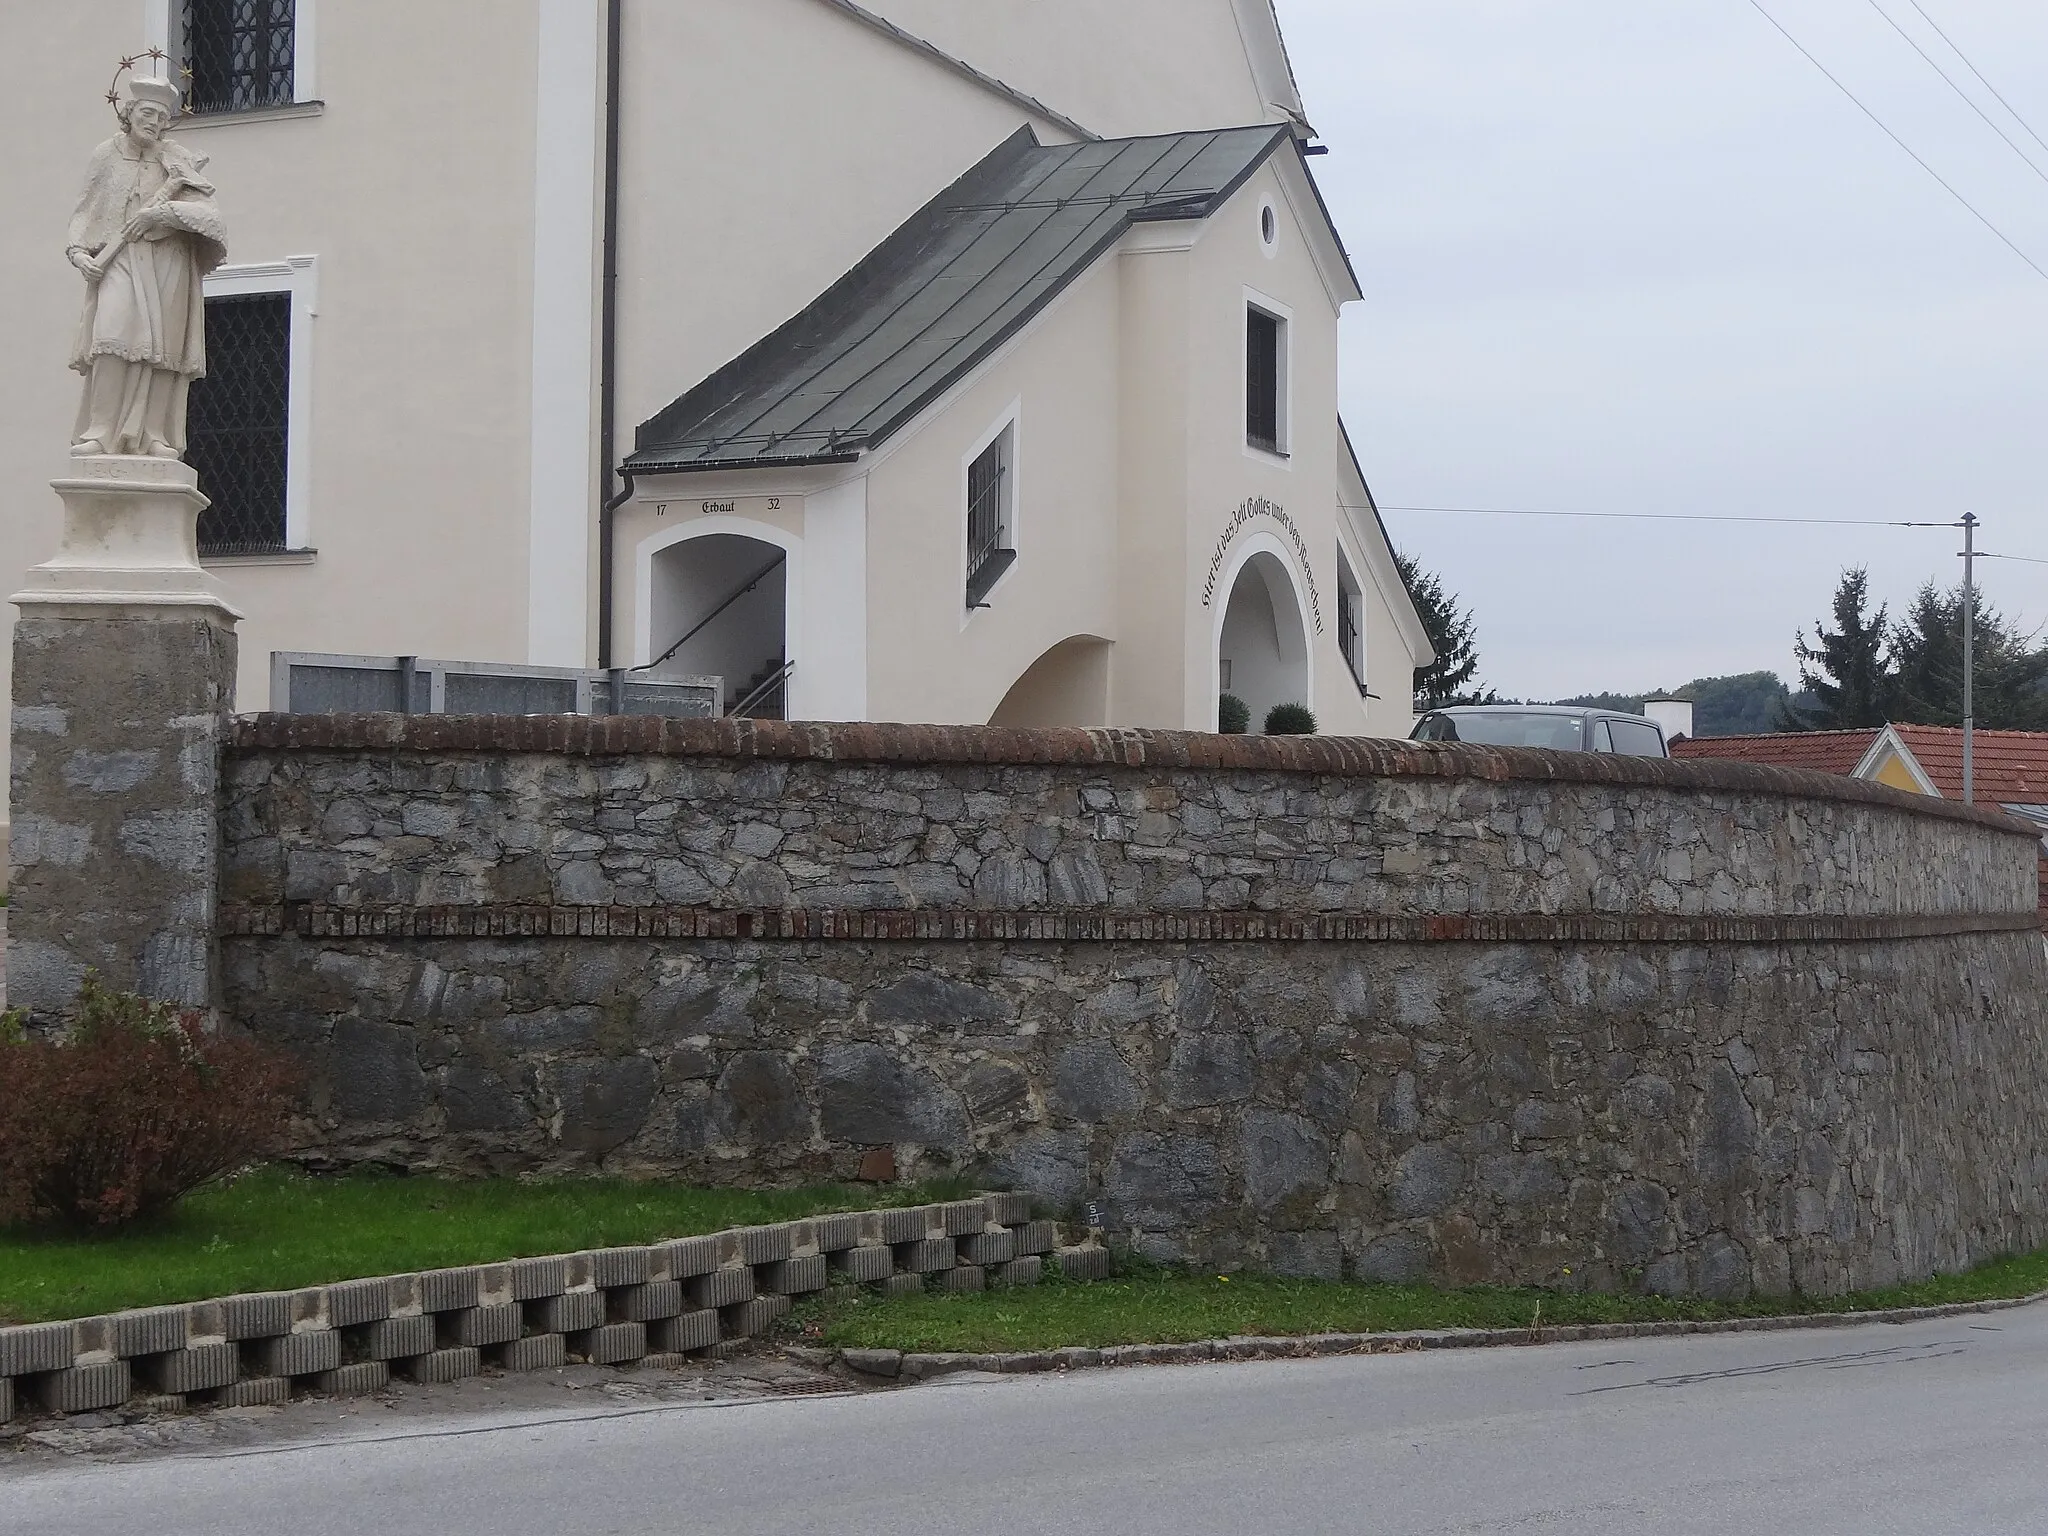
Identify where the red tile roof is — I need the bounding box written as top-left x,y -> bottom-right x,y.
1671,729 -> 1879,776
1881,724 -> 2048,803
1676,724 -> 2048,804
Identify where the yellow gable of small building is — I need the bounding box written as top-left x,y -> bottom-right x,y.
1869,749 -> 1930,795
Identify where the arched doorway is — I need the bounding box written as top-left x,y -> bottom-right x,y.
645,530 -> 791,718
989,636 -> 1112,727
1217,548 -> 1309,733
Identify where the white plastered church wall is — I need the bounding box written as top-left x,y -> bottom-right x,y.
1175,157 -> 1352,734
854,259 -> 1125,728
0,0 -> 547,736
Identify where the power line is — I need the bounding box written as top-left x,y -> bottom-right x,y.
1863,0 -> 2048,188
1358,503 -> 1957,528
1903,0 -> 2048,160
1359,503 -> 2048,568
1745,0 -> 2048,283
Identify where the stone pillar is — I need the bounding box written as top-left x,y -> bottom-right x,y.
8,456 -> 241,1015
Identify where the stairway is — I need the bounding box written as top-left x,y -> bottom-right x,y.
727,656 -> 789,720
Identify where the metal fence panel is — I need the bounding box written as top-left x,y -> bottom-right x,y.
271,654 -> 721,720
443,671 -> 580,717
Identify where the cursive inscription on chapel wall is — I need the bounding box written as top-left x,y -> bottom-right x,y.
1201,497 -> 1324,634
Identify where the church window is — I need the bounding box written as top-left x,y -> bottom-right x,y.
181,0 -> 297,115
190,293 -> 291,556
1337,549 -> 1367,692
1247,305 -> 1288,455
965,424 -> 1017,608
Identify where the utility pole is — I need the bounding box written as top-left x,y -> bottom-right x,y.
1961,512 -> 1978,805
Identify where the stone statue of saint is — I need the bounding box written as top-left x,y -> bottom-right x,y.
66,73 -> 227,459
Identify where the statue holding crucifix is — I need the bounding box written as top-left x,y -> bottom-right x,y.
8,57 -> 242,1021
66,60 -> 228,459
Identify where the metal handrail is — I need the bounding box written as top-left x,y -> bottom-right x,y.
727,661 -> 795,719
634,551 -> 788,674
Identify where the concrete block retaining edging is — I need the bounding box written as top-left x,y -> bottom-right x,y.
823,1289 -> 2048,1383
0,1195 -> 1106,1423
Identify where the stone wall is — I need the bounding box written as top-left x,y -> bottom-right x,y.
218,717 -> 2048,1298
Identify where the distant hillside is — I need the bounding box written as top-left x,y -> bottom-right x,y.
1551,672 -> 1807,738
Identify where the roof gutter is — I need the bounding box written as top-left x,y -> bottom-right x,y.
624,450 -> 865,477
596,0 -> 624,669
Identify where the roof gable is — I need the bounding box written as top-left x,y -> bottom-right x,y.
1230,0 -> 1310,131
826,0 -> 1306,140
1853,727 -> 1938,796
804,0 -> 1096,142
1879,724 -> 2048,804
629,124 -> 1294,475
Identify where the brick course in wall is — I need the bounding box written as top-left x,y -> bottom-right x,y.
212,716 -> 2048,1300
211,714 -> 2048,839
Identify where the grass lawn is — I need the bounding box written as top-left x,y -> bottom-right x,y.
0,1167 -> 930,1326
799,1249 -> 2048,1355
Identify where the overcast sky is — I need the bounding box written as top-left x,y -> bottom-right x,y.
1278,0 -> 2048,701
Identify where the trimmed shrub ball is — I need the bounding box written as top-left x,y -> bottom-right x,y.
1218,693 -> 1251,735
1263,702 -> 1318,736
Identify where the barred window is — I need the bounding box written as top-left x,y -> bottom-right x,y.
965,425 -> 1016,608
1247,306 -> 1286,454
182,0 -> 296,115
189,293 -> 291,556
1336,549 -> 1366,692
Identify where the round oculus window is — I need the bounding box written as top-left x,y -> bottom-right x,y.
1260,205 -> 1277,247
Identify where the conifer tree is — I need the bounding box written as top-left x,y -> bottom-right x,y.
1891,582 -> 2048,730
1787,568 -> 1893,729
1397,552 -> 1493,709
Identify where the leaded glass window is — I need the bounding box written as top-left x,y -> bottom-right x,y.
189,293 -> 291,556
182,0 -> 295,115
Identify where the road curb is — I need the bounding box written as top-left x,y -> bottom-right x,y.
834,1287 -> 2048,1382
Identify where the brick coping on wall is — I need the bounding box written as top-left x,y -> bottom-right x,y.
219,903 -> 2044,945
0,1195 -> 1110,1423
230,715 -> 2040,842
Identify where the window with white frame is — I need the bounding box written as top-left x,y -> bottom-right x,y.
1246,302 -> 1289,455
1336,547 -> 1367,693
164,0 -> 316,115
192,258 -> 317,557
965,422 -> 1017,608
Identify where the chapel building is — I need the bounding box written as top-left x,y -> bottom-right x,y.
3,0 -> 1432,754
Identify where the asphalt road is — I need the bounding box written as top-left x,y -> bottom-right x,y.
9,1304 -> 2048,1534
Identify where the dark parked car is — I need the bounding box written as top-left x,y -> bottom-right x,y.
1410,705 -> 1669,757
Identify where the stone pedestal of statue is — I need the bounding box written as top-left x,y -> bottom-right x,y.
8,456 -> 241,1014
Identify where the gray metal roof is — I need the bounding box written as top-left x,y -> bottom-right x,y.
628,124 -> 1297,474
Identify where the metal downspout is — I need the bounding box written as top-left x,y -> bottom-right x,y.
596,0 -> 624,669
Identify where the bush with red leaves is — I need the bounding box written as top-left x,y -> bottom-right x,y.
0,976 -> 302,1230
